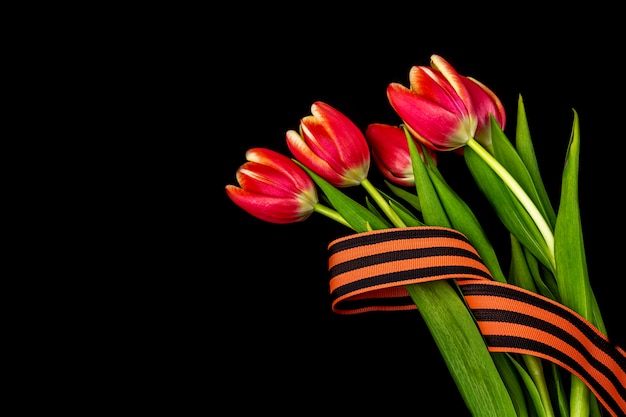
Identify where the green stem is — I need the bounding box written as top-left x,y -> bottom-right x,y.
522,355 -> 556,417
570,376 -> 590,417
313,203 -> 354,230
466,138 -> 555,270
360,178 -> 407,228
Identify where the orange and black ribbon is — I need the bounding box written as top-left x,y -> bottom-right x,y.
328,226 -> 626,417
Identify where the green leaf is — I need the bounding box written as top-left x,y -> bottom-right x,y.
405,281 -> 518,417
406,129 -> 449,227
427,164 -> 507,283
553,110 -> 603,416
509,355 -> 549,417
377,189 -> 424,227
514,95 -> 557,227
295,162 -> 388,233
553,110 -> 591,320
389,200 -> 423,227
508,233 -> 538,293
491,353 -> 532,417
405,127 -> 517,416
491,115 -> 554,232
590,394 -> 603,417
588,291 -> 607,336
384,180 -> 422,212
552,110 -> 607,332
549,363 -> 570,417
524,246 -> 558,301
464,145 -> 553,271
523,354 -> 561,417
365,196 -> 393,228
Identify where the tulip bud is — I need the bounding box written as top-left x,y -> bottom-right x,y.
365,123 -> 437,186
226,148 -> 318,224
387,55 -> 505,152
286,101 -> 370,187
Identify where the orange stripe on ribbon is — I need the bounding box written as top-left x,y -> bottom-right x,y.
327,226 -> 626,417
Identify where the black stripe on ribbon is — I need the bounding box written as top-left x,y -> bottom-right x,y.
330,246 -> 484,276
461,282 -> 626,373
474,309 -> 626,405
486,334 -> 624,416
332,265 -> 492,302
335,296 -> 416,312
328,226 -> 471,253
326,227 -> 626,416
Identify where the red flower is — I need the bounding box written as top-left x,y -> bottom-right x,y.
286,101 -> 370,187
365,123 -> 437,186
387,55 -> 505,151
226,148 -> 318,224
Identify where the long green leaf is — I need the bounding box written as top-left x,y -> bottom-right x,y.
384,180 -> 422,212
491,353 -> 531,417
554,109 -> 591,320
406,127 -> 517,416
524,246 -> 558,301
407,129 -> 449,227
465,145 -> 553,271
514,95 -> 557,227
377,189 -> 424,226
405,282 -> 517,417
491,115 -> 554,231
364,196 -> 393,228
295,162 -> 388,232
508,233 -> 538,292
549,363 -> 570,417
553,109 -> 603,416
427,165 -> 507,283
509,355 -> 549,417
388,199 -> 423,226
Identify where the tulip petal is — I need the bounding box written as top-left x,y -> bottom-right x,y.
365,123 -> 414,186
387,83 -> 473,151
226,147 -> 318,224
430,55 -> 477,119
236,162 -> 298,198
226,185 -> 313,224
245,148 -> 316,193
310,101 -> 370,174
286,129 -> 348,186
466,76 -> 506,129
409,66 -> 469,118
299,116 -> 351,173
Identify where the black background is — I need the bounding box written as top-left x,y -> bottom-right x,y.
211,11 -> 625,416
19,6 -> 625,416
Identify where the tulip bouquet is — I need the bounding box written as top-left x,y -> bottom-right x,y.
225,55 -> 626,416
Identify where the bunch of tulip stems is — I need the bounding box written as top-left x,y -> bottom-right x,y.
226,55 -> 609,417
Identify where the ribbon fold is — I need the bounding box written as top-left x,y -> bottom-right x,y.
328,226 -> 626,417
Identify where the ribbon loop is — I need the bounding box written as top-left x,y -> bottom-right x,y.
327,226 -> 626,417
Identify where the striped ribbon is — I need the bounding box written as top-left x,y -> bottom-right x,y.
328,226 -> 626,417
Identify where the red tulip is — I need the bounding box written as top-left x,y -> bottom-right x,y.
387,55 -> 505,151
225,148 -> 318,224
365,123 -> 437,187
286,101 -> 370,187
